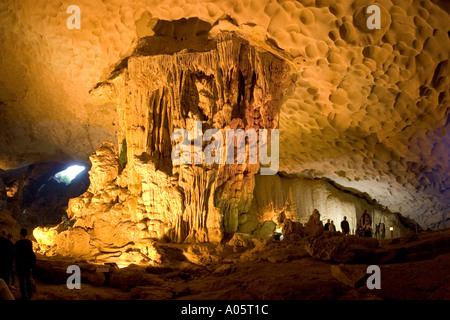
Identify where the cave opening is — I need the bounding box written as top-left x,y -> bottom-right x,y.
0,162 -> 91,232
53,165 -> 86,185
27,163 -> 90,229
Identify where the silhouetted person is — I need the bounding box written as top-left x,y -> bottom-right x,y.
375,223 -> 380,239
379,222 -> 386,240
324,219 -> 330,231
7,234 -> 15,288
341,216 -> 350,235
360,210 -> 372,238
15,228 -> 36,299
0,229 -> 14,286
329,220 -> 336,232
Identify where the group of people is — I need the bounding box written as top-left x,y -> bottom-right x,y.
0,228 -> 36,300
359,210 -> 372,237
323,210 -> 382,238
324,216 -> 351,234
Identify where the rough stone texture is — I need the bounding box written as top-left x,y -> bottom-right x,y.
252,220 -> 277,239
109,264 -> 166,292
92,32 -> 289,246
19,229 -> 450,300
32,32 -> 291,265
304,209 -> 325,238
0,177 -> 6,210
87,142 -> 119,194
0,162 -> 90,229
227,232 -> 256,250
304,230 -> 450,265
249,174 -> 411,237
281,219 -> 304,237
375,252 -> 450,300
305,234 -> 356,263
0,208 -> 21,240
130,286 -> 173,300
0,0 -> 448,230
331,264 -> 367,288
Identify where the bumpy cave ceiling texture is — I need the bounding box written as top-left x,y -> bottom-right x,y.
0,0 -> 449,231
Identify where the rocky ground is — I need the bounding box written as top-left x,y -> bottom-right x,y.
8,228 -> 450,300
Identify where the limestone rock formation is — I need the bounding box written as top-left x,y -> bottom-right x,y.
0,0 -> 448,231
252,220 -> 277,239
227,232 -> 258,251
0,162 -> 90,230
331,264 -> 367,288
33,32 -> 292,265
304,209 -> 325,238
87,142 -> 120,194
248,174 -> 411,237
1,1 -> 449,275
281,219 -> 304,237
305,234 -> 356,263
305,229 -> 381,264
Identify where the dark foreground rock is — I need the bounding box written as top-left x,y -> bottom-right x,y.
305,229 -> 450,264
17,229 -> 450,300
304,233 -> 379,263
331,264 -> 367,288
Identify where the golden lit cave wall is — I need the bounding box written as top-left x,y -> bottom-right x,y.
0,0 -> 447,230
246,174 -> 409,237
88,33 -> 291,243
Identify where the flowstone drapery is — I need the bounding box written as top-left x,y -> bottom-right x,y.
34,32 -> 291,264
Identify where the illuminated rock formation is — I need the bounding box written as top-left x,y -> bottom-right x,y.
1,0 -> 449,257
249,175 -> 411,237
34,32 -> 292,264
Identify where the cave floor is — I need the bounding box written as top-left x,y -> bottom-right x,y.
11,229 -> 450,300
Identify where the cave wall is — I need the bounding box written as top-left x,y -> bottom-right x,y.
33,33 -> 292,264
107,32 -> 290,243
245,174 -> 410,238
0,0 -> 448,229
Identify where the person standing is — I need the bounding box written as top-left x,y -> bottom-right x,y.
360,209 -> 372,238
341,216 -> 350,235
329,220 -> 336,232
380,222 -> 386,240
6,234 -> 15,288
375,223 -> 381,240
15,228 -> 36,300
360,210 -> 372,238
324,219 -> 331,231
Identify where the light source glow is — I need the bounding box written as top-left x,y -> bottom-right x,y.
55,165 -> 86,184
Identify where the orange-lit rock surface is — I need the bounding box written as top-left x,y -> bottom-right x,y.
30,29 -> 417,265
33,33 -> 291,265
21,228 -> 450,300
0,0 -> 449,302
0,0 -> 448,233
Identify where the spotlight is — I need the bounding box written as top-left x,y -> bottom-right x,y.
273,226 -> 283,241
273,232 -> 283,241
